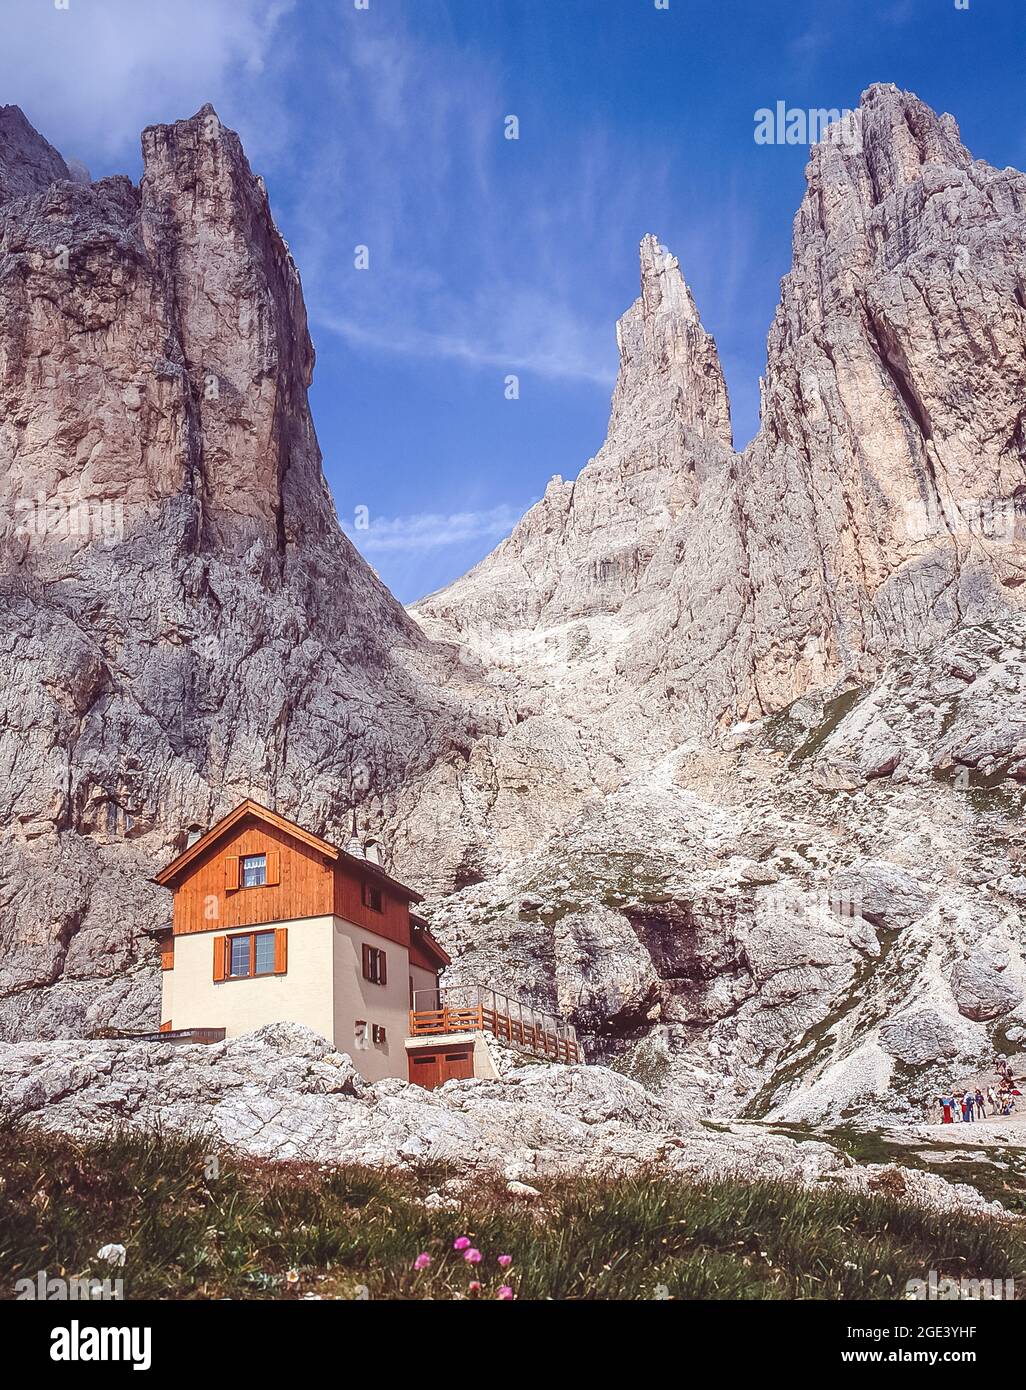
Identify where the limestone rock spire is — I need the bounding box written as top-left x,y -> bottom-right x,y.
610,234 -> 733,449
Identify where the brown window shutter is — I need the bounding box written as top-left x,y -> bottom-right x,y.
274,927 -> 288,975
266,851 -> 281,887
225,856 -> 240,892
362,943 -> 371,980
213,935 -> 227,982
379,950 -> 387,986
160,938 -> 174,971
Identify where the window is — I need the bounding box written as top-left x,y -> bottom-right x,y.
254,932 -> 276,975
229,935 -> 251,977
241,853 -> 267,888
362,943 -> 387,985
373,1024 -> 387,1045
226,851 -> 279,892
217,929 -> 286,981
361,881 -> 383,913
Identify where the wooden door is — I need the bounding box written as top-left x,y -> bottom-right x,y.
409,1051 -> 439,1088
439,1048 -> 474,1084
408,1048 -> 475,1089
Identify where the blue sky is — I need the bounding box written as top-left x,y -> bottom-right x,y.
3,0 -> 1026,601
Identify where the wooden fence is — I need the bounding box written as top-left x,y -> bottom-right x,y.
409,988 -> 582,1063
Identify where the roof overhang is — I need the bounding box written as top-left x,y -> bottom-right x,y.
410,916 -> 451,968
153,800 -> 339,888
152,799 -> 423,903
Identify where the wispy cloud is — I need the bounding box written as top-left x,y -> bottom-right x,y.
342,504 -> 521,555
319,309 -> 615,387
271,16 -> 661,392
0,0 -> 293,166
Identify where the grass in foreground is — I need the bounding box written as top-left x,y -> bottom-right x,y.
0,1123 -> 1023,1300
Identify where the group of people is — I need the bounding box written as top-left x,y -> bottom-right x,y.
934,1058 -> 1021,1124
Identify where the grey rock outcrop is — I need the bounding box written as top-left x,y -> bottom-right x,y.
0,1023 -> 1004,1215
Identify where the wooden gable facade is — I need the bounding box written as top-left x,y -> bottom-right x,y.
154,801 -> 425,949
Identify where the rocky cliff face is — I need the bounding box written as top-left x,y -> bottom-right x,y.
418,86 -> 1026,736
739,84 -> 1026,715
0,103 -> 472,1039
414,85 -> 1026,1122
2,86 -> 1025,1133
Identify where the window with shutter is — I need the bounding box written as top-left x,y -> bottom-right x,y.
218,930 -> 281,979
361,881 -> 383,913
240,853 -> 266,888
266,851 -> 281,886
361,945 -> 386,985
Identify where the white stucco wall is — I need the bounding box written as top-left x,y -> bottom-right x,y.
168,915 -> 431,1082
332,918 -> 414,1083
409,962 -> 439,1012
160,966 -> 173,1028
170,916 -> 335,1042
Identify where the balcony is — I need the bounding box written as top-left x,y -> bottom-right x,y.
409,984 -> 582,1064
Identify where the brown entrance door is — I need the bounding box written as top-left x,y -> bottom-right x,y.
408,1047 -> 475,1089
409,1052 -> 439,1089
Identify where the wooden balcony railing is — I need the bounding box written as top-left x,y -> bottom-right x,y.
409,986 -> 582,1064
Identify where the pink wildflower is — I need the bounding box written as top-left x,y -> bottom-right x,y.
497,1285 -> 514,1300
498,1254 -> 513,1268
453,1236 -> 471,1251
413,1253 -> 432,1271
468,1281 -> 482,1294
463,1248 -> 482,1264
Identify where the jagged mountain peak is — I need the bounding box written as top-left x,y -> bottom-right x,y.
419,81 -> 1026,738
611,233 -> 733,450
414,230 -> 736,651
0,103 -> 71,206
637,232 -> 701,326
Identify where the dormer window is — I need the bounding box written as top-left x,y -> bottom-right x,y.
241,853 -> 267,888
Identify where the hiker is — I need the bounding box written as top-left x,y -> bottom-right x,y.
965,1091 -> 976,1122
939,1094 -> 955,1124
960,1092 -> 971,1122
975,1088 -> 987,1118
988,1085 -> 999,1114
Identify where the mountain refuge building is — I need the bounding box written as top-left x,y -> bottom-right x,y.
150,801 -> 581,1087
